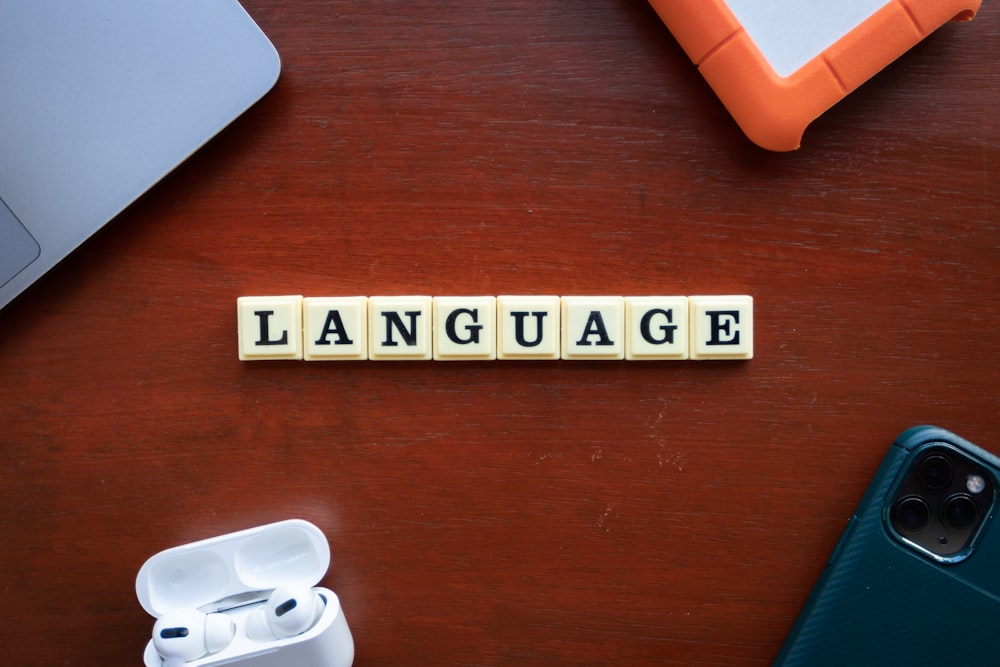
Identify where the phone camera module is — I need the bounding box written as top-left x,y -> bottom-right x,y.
892,496 -> 931,533
916,453 -> 953,490
889,445 -> 995,560
941,493 -> 978,532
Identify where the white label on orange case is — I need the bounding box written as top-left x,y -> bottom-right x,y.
722,0 -> 889,77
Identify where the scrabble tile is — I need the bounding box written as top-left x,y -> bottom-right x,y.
688,295 -> 753,360
303,297 -> 368,360
367,296 -> 433,360
496,295 -> 561,360
625,296 -> 689,360
433,296 -> 496,361
560,296 -> 625,360
237,295 -> 304,360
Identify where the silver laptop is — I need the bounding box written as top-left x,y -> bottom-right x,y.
0,0 -> 280,311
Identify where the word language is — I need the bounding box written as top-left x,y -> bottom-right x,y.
237,295 -> 753,361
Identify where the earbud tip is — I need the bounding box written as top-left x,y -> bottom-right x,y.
204,613 -> 236,654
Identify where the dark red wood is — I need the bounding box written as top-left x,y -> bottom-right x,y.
1,2 -> 997,664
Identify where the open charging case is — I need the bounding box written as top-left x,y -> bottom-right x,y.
136,519 -> 354,666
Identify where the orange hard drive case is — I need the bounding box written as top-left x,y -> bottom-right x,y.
648,0 -> 981,151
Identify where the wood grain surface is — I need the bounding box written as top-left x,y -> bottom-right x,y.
1,1 -> 997,664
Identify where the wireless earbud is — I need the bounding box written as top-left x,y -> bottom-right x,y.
246,585 -> 327,641
152,609 -> 235,666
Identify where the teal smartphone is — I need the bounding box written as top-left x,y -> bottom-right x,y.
774,425 -> 1000,666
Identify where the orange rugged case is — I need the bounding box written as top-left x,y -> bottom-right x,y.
649,0 -> 981,151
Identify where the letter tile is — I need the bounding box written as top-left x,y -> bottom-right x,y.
433,296 -> 497,361
237,295 -> 304,360
367,296 -> 433,360
625,296 -> 689,360
496,295 -> 561,360
303,297 -> 368,360
561,296 -> 625,360
688,295 -> 753,360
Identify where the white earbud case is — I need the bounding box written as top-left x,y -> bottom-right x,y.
136,519 -> 354,666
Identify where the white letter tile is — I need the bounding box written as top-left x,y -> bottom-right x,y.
368,296 -> 433,360
561,296 -> 625,360
303,297 -> 368,360
688,295 -> 753,360
237,295 -> 304,360
625,296 -> 689,360
433,296 -> 497,361
496,295 -> 561,360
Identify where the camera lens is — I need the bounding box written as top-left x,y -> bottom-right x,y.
942,493 -> 978,532
917,453 -> 953,490
893,496 -> 931,533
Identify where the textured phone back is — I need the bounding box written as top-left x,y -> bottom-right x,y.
774,426 -> 1000,666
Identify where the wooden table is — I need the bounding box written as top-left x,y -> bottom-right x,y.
1,2 -> 997,664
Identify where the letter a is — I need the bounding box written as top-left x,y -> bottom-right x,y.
314,310 -> 355,346
575,311 -> 614,346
